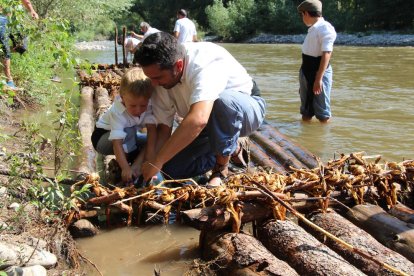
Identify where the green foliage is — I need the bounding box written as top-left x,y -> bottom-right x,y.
32,0 -> 134,36
205,0 -> 231,39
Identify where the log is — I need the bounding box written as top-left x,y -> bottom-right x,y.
77,86 -> 97,175
200,231 -> 299,275
181,202 -> 273,231
181,192 -> 346,231
344,204 -> 414,262
388,203 -> 414,225
249,141 -> 286,172
87,191 -> 123,205
114,27 -> 118,65
257,219 -> 366,276
258,122 -> 318,169
305,211 -> 414,276
94,87 -> 111,118
250,132 -> 304,170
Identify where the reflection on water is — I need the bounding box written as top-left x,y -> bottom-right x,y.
77,225 -> 199,275
77,42 -> 414,274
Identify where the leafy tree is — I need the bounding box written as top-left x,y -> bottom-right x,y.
31,0 -> 134,39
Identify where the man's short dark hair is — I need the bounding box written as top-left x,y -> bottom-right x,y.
177,9 -> 187,17
135,32 -> 186,70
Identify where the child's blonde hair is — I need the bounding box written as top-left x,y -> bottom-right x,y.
119,68 -> 153,99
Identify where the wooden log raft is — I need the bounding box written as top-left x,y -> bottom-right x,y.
344,204 -> 414,262
249,142 -> 286,172
304,211 -> 414,276
255,122 -> 319,169
200,231 -> 299,275
77,86 -> 96,175
257,219 -> 366,276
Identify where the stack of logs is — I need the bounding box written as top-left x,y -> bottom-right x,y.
75,65 -> 414,275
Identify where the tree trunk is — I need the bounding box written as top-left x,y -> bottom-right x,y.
200,231 -> 298,276
345,204 -> 414,262
305,211 -> 414,276
257,219 -> 366,276
77,86 -> 96,175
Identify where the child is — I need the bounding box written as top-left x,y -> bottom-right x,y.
91,68 -> 156,184
297,0 -> 336,123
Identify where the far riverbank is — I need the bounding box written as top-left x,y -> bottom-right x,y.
246,33 -> 414,46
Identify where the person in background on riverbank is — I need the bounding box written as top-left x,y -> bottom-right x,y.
131,22 -> 161,64
174,9 -> 197,43
91,68 -> 157,184
0,0 -> 38,89
135,32 -> 266,186
131,22 -> 161,42
297,0 -> 336,123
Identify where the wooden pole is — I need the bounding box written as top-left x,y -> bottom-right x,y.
114,26 -> 118,66
77,86 -> 96,176
122,26 -> 127,66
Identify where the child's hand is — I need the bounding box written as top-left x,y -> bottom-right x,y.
131,162 -> 142,178
121,167 -> 133,183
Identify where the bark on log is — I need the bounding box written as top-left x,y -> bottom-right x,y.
257,123 -> 318,169
181,202 -> 273,231
77,86 -> 96,175
87,192 -> 123,205
200,231 -> 299,276
305,211 -> 414,276
388,203 -> 414,225
94,87 -> 111,118
250,132 -> 304,170
345,204 -> 414,262
181,192 -> 346,231
249,141 -> 286,172
257,219 -> 366,276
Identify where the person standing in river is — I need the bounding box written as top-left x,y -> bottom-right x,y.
297,0 -> 336,123
0,0 -> 38,89
173,9 -> 197,43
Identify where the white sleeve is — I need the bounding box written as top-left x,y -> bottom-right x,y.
107,111 -> 127,140
320,26 -> 337,52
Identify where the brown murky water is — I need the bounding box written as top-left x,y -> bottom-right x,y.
77,42 -> 414,274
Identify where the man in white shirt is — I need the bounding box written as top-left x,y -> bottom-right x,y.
135,32 -> 266,186
173,9 -> 197,43
297,0 -> 336,123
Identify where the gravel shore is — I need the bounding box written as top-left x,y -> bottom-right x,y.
246,33 -> 414,46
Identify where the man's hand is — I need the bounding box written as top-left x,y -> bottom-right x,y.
142,160 -> 162,181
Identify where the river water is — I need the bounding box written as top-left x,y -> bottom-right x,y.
76,41 -> 414,275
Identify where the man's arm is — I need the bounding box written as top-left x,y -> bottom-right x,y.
173,31 -> 179,39
313,51 -> 331,95
21,0 -> 38,19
